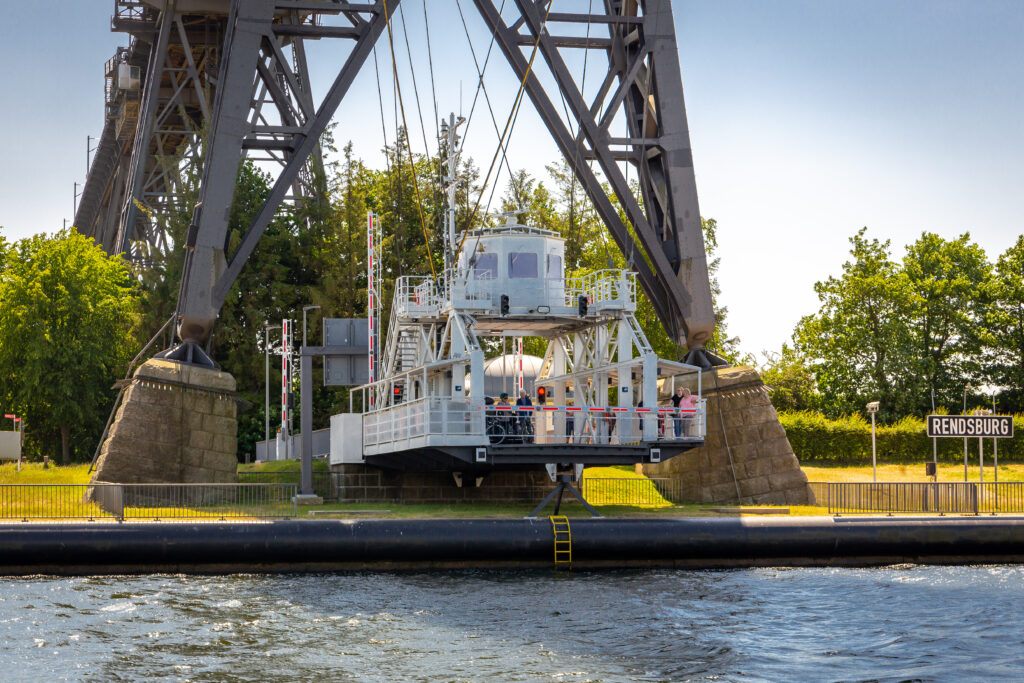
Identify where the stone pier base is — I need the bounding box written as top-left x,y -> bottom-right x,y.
644,366 -> 814,506
90,359 -> 238,485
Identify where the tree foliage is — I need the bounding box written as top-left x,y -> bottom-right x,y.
0,230 -> 138,462
759,344 -> 820,412
989,236 -> 1024,409
795,229 -> 918,419
902,232 -> 991,411
793,227 -> 1021,420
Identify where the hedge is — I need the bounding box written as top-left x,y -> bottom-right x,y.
779,411 -> 1024,464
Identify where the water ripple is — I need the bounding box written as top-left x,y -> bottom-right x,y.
0,567 -> 1021,681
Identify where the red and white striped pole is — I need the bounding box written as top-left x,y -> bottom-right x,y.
516,337 -> 524,393
281,319 -> 291,456
372,210 -> 380,409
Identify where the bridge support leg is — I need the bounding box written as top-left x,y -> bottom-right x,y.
528,471 -> 602,519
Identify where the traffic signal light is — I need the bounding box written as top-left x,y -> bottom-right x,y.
536,386 -> 547,404
500,294 -> 510,316
393,385 -> 403,403
577,294 -> 588,317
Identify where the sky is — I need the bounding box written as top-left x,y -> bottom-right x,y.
0,0 -> 1021,358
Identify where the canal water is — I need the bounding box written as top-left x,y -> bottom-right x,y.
1,566 -> 1021,681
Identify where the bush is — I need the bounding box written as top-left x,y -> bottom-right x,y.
780,411 -> 1024,463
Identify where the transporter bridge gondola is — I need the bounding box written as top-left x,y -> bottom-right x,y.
343,216 -> 706,475
325,114 -> 708,513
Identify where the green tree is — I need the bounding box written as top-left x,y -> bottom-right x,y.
988,236 -> 1024,411
795,228 -> 917,420
0,231 -> 10,272
901,232 -> 991,411
759,344 -> 820,411
0,230 -> 138,463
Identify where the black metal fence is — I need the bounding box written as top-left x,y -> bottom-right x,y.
823,482 -> 1024,515
0,483 -> 298,521
582,477 -> 683,506
237,471 -> 340,500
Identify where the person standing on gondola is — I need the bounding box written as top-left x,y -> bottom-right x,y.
515,389 -> 534,443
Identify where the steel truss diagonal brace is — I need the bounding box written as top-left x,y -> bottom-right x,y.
475,0 -> 715,350
115,8 -> 175,256
176,0 -> 400,343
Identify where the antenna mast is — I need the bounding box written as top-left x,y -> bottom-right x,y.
441,113 -> 466,283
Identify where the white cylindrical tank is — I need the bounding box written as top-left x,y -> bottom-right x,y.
466,354 -> 544,399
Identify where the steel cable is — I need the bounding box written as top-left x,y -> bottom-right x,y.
454,1 -> 556,263
381,0 -> 437,279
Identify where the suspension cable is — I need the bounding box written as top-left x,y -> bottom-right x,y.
422,0 -> 443,219
455,1 -> 555,263
456,0 -> 520,202
398,3 -> 432,159
381,0 -> 437,279
421,0 -> 441,147
373,45 -> 392,179
481,98 -> 525,216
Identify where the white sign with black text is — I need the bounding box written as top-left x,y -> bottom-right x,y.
926,415 -> 1014,439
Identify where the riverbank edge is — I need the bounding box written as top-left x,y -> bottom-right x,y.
3,517 -> 1024,573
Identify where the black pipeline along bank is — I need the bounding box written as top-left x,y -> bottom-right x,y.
2,516 -> 1024,574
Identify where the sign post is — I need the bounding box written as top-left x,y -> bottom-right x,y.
866,402 -> 879,482
930,390 -> 938,482
2,414 -> 20,472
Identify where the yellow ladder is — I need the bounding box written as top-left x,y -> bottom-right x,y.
550,515 -> 572,567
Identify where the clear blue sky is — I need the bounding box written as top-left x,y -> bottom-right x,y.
0,0 -> 1021,357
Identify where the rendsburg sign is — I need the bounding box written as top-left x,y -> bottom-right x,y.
926,415 -> 1014,439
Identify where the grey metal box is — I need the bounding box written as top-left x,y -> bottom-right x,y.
323,318 -> 370,386
324,318 -> 369,347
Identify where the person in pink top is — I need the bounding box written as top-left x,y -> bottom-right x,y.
670,387 -> 698,437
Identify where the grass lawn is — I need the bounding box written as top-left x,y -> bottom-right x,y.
15,459 -> 1024,519
0,462 -> 90,485
803,462 -> 1024,483
238,459 -> 329,473
0,462 -> 819,518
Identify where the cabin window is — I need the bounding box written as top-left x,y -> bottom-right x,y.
472,253 -> 497,280
508,252 -> 538,278
546,254 -> 562,279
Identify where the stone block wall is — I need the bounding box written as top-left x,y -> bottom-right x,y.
90,359 -> 238,485
644,366 -> 815,506
331,465 -> 554,503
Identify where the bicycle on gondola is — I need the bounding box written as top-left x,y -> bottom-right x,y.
486,393 -> 534,444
